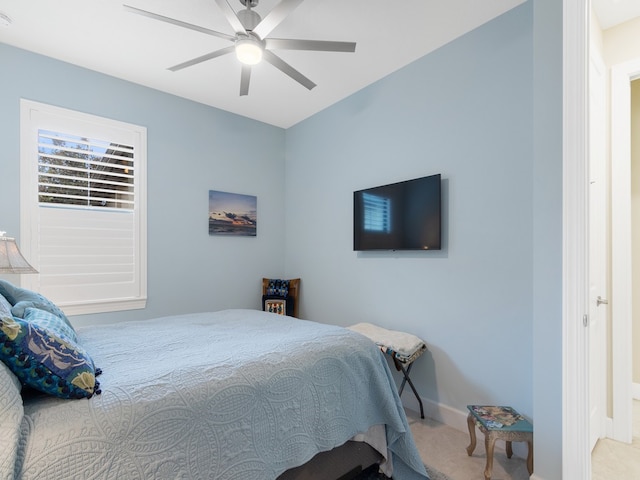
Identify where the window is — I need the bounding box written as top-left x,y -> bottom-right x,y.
37,130 -> 134,210
362,192 -> 391,233
20,100 -> 147,315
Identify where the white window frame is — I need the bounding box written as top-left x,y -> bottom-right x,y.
20,100 -> 147,315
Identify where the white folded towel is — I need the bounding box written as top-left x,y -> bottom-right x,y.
348,322 -> 426,362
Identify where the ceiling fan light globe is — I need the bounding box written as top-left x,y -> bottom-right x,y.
235,39 -> 263,65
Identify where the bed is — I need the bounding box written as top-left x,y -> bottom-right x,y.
0,305 -> 428,479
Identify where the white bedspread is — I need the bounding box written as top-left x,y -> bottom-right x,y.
10,310 -> 427,480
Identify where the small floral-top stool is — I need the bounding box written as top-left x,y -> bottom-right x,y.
466,405 -> 533,480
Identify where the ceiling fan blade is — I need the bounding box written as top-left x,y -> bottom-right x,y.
265,38 -> 356,53
168,45 -> 235,71
123,5 -> 235,41
262,50 -> 316,90
240,65 -> 251,96
252,0 -> 304,39
213,0 -> 247,34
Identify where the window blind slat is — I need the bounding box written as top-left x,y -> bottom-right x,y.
38,190 -> 135,204
38,257 -> 135,268
40,272 -> 135,286
38,144 -> 133,161
39,170 -> 134,185
38,153 -> 134,172
39,131 -> 135,154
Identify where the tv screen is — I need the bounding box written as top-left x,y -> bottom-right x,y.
353,174 -> 441,251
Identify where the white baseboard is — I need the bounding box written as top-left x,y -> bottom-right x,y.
605,415 -> 614,439
401,394 -> 530,460
402,392 -> 469,432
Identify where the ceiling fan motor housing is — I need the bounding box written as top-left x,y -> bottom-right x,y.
238,6 -> 261,31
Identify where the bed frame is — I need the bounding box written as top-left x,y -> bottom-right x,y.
279,441 -> 383,480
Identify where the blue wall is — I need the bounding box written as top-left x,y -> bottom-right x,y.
0,43 -> 287,326
285,4 -> 533,418
532,0 -> 563,477
285,4 -> 564,475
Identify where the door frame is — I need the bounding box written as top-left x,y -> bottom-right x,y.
563,0 -> 590,477
588,48 -> 608,450
609,57 -> 640,443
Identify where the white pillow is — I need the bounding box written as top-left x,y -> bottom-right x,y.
0,361 -> 24,479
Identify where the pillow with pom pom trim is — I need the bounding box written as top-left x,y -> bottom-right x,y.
0,315 -> 101,399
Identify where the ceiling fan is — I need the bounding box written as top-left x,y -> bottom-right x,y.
124,0 -> 356,96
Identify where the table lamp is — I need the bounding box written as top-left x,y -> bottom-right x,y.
0,231 -> 38,274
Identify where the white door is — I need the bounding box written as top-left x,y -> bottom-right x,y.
610,58 -> 639,444
588,52 -> 608,451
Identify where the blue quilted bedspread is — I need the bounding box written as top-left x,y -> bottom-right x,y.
8,309 -> 428,479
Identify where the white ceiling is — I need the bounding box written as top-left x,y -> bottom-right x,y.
592,0 -> 640,29
0,0 -> 637,128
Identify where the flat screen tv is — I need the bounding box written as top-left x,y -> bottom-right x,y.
353,174 -> 441,251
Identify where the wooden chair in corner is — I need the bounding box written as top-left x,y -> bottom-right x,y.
262,278 -> 300,318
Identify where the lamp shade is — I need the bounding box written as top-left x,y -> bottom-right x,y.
0,235 -> 38,274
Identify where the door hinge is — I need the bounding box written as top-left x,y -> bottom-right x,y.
583,314 -> 588,327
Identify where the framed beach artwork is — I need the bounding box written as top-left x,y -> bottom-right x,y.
208,190 -> 257,236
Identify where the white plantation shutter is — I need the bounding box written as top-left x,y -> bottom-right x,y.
37,208 -> 137,303
20,100 -> 147,315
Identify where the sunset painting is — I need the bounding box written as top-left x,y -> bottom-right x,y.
208,190 -> 257,236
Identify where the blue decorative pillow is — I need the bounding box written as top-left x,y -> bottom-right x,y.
23,307 -> 78,343
0,316 -> 101,399
0,280 -> 74,332
265,279 -> 290,297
